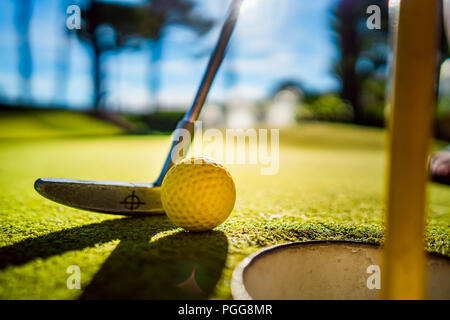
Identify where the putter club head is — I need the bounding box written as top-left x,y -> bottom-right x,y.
35,178 -> 163,215
34,0 -> 243,215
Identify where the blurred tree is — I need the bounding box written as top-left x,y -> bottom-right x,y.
53,0 -> 74,108
271,80 -> 305,98
301,94 -> 354,122
77,1 -> 146,110
331,0 -> 388,125
142,0 -> 214,111
77,0 -> 213,111
14,0 -> 33,104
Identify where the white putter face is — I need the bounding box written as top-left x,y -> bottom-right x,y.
35,178 -> 163,215
34,0 -> 243,216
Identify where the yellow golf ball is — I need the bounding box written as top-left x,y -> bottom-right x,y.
161,157 -> 236,232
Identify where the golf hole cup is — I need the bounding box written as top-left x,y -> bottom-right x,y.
161,157 -> 236,232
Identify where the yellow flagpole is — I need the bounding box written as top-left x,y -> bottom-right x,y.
381,0 -> 439,299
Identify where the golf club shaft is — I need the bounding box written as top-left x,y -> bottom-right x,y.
154,0 -> 243,186
185,0 -> 243,122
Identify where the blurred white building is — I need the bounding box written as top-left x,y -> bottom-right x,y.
265,88 -> 302,127
199,103 -> 226,127
198,85 -> 303,129
225,97 -> 259,128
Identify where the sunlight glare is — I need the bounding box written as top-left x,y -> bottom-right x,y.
240,0 -> 259,14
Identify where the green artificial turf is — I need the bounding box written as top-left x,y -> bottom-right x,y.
0,109 -> 123,139
0,110 -> 449,299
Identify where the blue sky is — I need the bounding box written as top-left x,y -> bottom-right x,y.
0,0 -> 339,112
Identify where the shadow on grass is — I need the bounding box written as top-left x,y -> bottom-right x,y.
80,230 -> 228,299
0,216 -> 228,299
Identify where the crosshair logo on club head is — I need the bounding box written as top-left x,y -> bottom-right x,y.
120,190 -> 145,210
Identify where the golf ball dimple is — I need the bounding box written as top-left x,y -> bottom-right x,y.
161,157 -> 236,232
